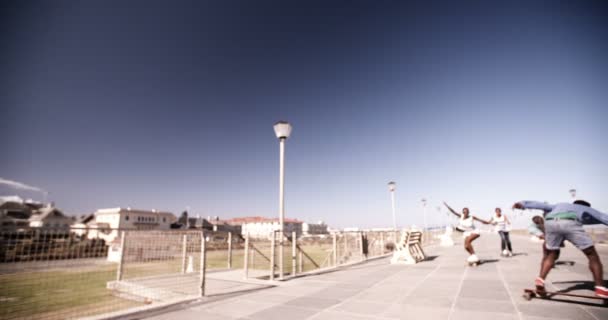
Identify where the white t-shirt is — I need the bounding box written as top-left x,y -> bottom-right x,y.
458,215 -> 476,231
491,214 -> 508,232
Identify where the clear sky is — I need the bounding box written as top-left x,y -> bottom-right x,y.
2,1 -> 607,229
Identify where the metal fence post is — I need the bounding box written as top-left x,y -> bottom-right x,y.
199,231 -> 207,297
243,233 -> 249,279
291,231 -> 296,276
116,231 -> 126,281
332,233 -> 337,267
181,234 -> 188,274
270,231 -> 276,280
298,250 -> 303,273
359,232 -> 364,261
343,232 -> 348,262
227,232 -> 232,269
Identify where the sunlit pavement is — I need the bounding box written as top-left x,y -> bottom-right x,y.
146,234 -> 608,320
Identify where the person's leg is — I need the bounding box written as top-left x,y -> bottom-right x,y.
537,221 -> 563,291
563,221 -> 603,285
582,246 -> 603,287
504,232 -> 513,252
536,249 -> 559,293
466,233 -> 480,254
498,231 -> 507,251
464,235 -> 473,254
539,249 -> 559,279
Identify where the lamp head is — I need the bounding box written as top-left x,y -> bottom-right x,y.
273,121 -> 292,139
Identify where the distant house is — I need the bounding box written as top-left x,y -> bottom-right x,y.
228,216 -> 302,239
93,207 -> 176,243
28,206 -> 74,230
70,213 -> 96,237
0,196 -> 47,229
0,200 -> 32,229
302,221 -> 329,236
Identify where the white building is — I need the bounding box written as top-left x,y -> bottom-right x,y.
28,206 -> 73,231
302,221 -> 328,236
228,216 -> 303,239
92,207 -> 176,243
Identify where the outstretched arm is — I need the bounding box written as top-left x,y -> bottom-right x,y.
513,201 -> 555,213
443,202 -> 461,218
474,216 -> 491,224
581,207 -> 608,225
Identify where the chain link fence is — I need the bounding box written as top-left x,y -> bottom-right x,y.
1,227 -> 447,319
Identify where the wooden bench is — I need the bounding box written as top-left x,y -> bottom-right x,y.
390,230 -> 426,264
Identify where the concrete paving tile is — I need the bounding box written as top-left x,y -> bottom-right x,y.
313,287 -> 360,300
238,292 -> 296,304
399,295 -> 454,308
459,285 -> 511,301
408,285 -> 460,298
585,307 -> 608,320
148,309 -> 236,320
382,304 -> 451,319
308,310 -> 375,320
449,309 -> 519,320
285,296 -> 341,310
332,299 -> 392,315
198,299 -> 274,318
246,305 -> 319,320
516,303 -> 597,320
352,290 -> 401,303
455,297 -> 516,314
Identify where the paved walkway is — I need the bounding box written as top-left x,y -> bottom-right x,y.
145,234 -> 608,320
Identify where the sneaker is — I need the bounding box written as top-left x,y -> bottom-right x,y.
468,254 -> 479,263
502,249 -> 508,256
535,277 -> 546,295
507,251 -> 513,257
596,286 -> 608,298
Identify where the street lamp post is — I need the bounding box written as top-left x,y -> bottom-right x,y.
273,121 -> 292,280
569,188 -> 577,203
387,182 -> 397,230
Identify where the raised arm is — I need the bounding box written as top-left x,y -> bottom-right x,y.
513,201 -> 555,213
580,207 -> 608,226
473,216 -> 491,224
443,202 -> 461,218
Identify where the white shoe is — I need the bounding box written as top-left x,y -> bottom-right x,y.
502,250 -> 508,256
507,251 -> 513,257
467,254 -> 479,263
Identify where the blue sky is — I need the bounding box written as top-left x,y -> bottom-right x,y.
2,1 -> 607,229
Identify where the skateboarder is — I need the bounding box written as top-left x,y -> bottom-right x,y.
490,208 -> 512,256
513,200 -> 608,298
444,202 -> 491,265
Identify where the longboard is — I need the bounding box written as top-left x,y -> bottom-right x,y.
523,288 -> 608,305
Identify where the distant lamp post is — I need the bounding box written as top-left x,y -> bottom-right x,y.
273,121 -> 292,280
569,188 -> 577,203
421,198 -> 427,231
387,182 -> 397,230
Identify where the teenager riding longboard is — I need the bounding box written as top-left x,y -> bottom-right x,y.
513,200 -> 608,298
444,202 -> 491,266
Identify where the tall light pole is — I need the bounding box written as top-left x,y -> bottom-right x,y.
273,121 -> 292,280
569,188 -> 577,203
387,182 -> 397,230
421,198 -> 427,231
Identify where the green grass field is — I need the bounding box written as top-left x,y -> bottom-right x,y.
0,245 -> 335,319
